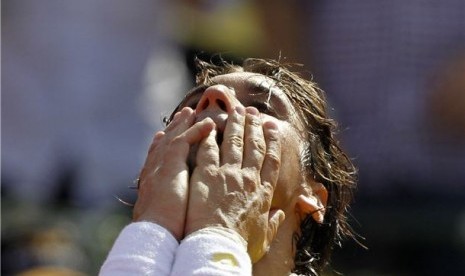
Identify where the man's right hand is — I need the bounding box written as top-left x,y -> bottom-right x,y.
132,107 -> 215,241
185,106 -> 285,262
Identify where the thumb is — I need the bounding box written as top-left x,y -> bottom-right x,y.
267,209 -> 286,245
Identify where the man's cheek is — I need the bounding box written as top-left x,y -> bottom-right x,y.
273,133 -> 303,211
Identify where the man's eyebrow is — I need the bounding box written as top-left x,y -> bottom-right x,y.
244,79 -> 286,106
245,80 -> 271,95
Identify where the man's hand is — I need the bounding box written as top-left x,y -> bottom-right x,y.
185,106 -> 285,263
133,107 -> 214,240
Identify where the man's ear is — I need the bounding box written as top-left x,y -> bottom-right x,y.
296,182 -> 328,224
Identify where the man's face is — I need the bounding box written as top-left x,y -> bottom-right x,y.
172,72 -> 307,211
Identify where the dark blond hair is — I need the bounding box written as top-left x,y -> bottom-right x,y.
172,57 -> 357,275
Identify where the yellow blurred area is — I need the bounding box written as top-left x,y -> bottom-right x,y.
17,266 -> 87,276
173,2 -> 265,57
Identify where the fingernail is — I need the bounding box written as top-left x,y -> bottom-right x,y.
264,120 -> 278,130
154,131 -> 165,140
204,117 -> 215,125
182,106 -> 193,115
235,105 -> 245,115
279,211 -> 286,224
246,106 -> 259,115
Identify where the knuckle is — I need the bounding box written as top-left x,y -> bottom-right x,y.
201,164 -> 218,178
169,135 -> 185,147
261,182 -> 273,198
224,153 -> 242,164
265,152 -> 281,169
226,134 -> 244,148
266,131 -> 280,143
203,141 -> 217,151
248,116 -> 261,127
242,170 -> 258,190
166,135 -> 191,155
247,137 -> 266,154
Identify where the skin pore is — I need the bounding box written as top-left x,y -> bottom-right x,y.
133,72 -> 328,275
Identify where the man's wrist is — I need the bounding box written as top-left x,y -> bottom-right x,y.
183,226 -> 248,250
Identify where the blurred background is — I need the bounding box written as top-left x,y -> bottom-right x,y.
2,0 -> 465,275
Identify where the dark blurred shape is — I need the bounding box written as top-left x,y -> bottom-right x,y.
2,0 -> 176,274
428,55 -> 465,142
304,0 -> 465,197
298,1 -> 465,275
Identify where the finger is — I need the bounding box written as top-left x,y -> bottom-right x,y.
242,107 -> 266,169
148,131 -> 165,153
221,106 -> 246,166
266,209 -> 285,248
179,118 -> 216,144
139,116 -> 214,190
144,131 -> 165,167
167,118 -> 216,161
138,131 -> 165,181
164,107 -> 196,138
260,121 -> 281,189
163,109 -> 182,131
141,118 -> 214,179
196,127 -> 220,167
144,108 -> 195,168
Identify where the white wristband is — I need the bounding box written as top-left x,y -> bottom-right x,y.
100,221 -> 178,276
171,227 -> 251,275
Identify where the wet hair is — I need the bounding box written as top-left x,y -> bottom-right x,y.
177,57 -> 357,275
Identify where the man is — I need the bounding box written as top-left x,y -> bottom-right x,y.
100,58 -> 357,275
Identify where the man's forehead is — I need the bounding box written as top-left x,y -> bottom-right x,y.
210,72 -> 286,97
211,72 -> 276,89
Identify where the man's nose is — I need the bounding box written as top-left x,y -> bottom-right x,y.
195,85 -> 238,114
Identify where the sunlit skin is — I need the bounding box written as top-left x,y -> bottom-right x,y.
133,72 -> 328,275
